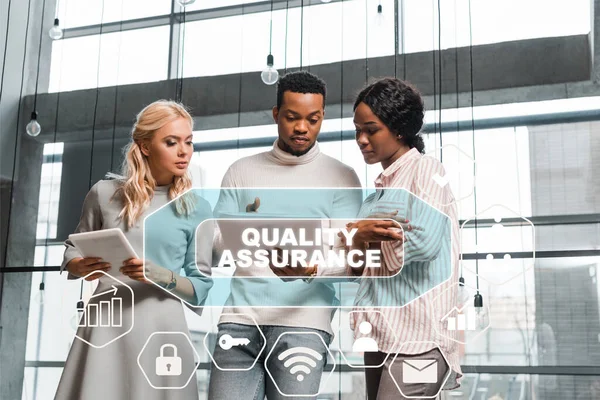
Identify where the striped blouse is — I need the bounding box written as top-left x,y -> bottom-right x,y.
350,147 -> 462,379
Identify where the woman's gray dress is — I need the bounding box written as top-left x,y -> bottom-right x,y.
55,180 -> 212,400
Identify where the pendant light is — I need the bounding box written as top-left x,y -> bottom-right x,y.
261,0 -> 279,85
26,0 -> 48,137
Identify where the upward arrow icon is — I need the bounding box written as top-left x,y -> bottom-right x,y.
90,285 -> 118,299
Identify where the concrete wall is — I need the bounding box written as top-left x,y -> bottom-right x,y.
0,0 -> 55,398
22,34 -> 595,141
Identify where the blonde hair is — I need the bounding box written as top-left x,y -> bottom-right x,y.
111,100 -> 196,229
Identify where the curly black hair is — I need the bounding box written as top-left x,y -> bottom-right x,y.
353,78 -> 425,153
276,71 -> 327,110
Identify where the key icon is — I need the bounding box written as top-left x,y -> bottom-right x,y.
218,334 -> 251,350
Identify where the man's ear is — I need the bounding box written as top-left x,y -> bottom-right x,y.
272,106 -> 279,123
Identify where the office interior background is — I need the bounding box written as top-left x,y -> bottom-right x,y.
1,0 -> 600,398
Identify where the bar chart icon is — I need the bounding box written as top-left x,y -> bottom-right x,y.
442,307 -> 477,331
77,286 -> 123,328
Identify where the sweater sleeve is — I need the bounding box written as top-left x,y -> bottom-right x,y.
60,182 -> 104,278
181,199 -> 214,306
213,164 -> 241,216
316,167 -> 363,279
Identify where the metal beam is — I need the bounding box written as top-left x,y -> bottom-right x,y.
22,360 -> 600,376
193,109 -> 600,152
61,0 -> 339,39
4,248 -> 600,272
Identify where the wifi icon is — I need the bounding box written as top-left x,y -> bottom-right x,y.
277,347 -> 323,382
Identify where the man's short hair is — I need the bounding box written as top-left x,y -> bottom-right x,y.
276,71 -> 327,109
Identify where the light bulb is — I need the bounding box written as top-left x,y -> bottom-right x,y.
70,300 -> 85,330
49,18 -> 63,40
26,111 -> 41,137
70,314 -> 80,330
457,277 -> 471,304
475,307 -> 490,330
34,282 -> 45,305
177,0 -> 196,6
261,54 -> 279,85
473,293 -> 490,329
320,0 -> 332,3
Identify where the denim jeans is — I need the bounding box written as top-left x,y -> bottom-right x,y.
207,323 -> 333,400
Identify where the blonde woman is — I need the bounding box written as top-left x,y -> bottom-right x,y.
55,100 -> 213,400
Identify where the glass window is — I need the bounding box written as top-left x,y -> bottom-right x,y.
36,144 -> 63,240
183,0 -> 264,13
182,0 -> 395,78
49,26 -> 169,92
58,0 -> 171,29
404,0 -> 590,54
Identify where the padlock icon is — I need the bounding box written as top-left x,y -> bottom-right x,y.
155,344 -> 182,376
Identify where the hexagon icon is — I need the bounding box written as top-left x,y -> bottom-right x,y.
388,341 -> 451,399
460,204 -> 535,285
203,313 -> 267,371
137,331 -> 200,390
70,270 -> 135,349
337,310 -> 398,368
416,144 -> 476,207
265,331 -> 336,397
430,281 -> 491,345
142,190 -> 214,309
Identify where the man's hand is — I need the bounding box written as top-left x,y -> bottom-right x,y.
66,257 -> 111,281
269,247 -> 316,282
246,197 -> 260,212
366,211 -> 415,232
344,219 -> 405,247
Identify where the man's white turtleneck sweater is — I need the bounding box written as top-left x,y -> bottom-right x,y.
215,140 -> 362,334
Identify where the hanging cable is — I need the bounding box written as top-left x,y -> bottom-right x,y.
340,0 -> 344,155
0,0 -> 12,101
284,0 -> 289,74
401,0 -> 406,80
437,0 -> 443,159
467,0 -> 480,300
89,0 -> 105,189
364,0 -> 369,84
109,0 -> 125,173
30,0 -> 48,296
454,0 -> 464,285
299,0 -> 304,70
236,3 -> 245,159
80,0 -> 106,308
42,0 -> 70,305
269,0 -> 274,55
394,0 -> 399,79
31,3 -> 49,396
32,0 -> 47,113
2,0 -> 33,281
175,2 -> 187,102
430,0 -> 437,140
454,0 -> 459,132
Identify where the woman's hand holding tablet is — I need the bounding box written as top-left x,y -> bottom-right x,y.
66,257 -> 111,281
68,228 -> 138,279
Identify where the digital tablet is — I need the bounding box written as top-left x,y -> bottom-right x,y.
69,228 -> 138,277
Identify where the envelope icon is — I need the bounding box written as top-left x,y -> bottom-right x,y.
402,359 -> 438,384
